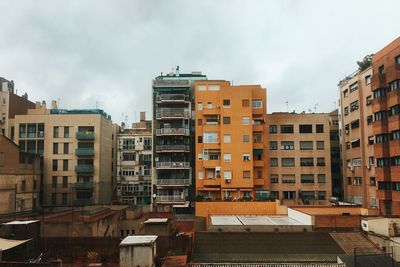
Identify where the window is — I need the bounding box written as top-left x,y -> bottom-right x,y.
198,119 -> 202,125
223,171 -> 232,180
318,191 -> 326,200
64,143 -> 69,154
351,120 -> 359,129
242,135 -> 250,143
350,101 -> 359,112
347,177 -> 352,185
53,126 -> 59,138
388,105 -> 400,116
198,153 -> 203,160
242,117 -> 250,125
396,55 -> 400,64
354,177 -> 362,186
242,153 -> 250,161
204,132 -> 218,143
301,174 -> 314,183
224,153 -> 232,162
281,141 -> 294,150
197,102 -> 202,110
223,99 -> 230,108
62,176 -> 68,188
282,158 -> 295,167
367,115 -> 373,125
316,124 -> 324,133
300,157 -> 313,166
379,65 -> 385,74
376,134 -> 389,144
208,84 -> 220,91
368,136 -> 374,145
369,156 -> 375,166
300,141 -> 313,150
389,80 -> 400,92
370,177 -> 376,186
365,75 -> 371,85
270,174 -> 278,183
52,160 -> 58,171
317,157 -> 325,166
252,100 -> 262,108
346,142 -> 350,149
198,136 -> 203,144
63,160 -> 68,171
343,89 -> 349,97
283,191 -> 296,200
351,139 -> 360,148
270,191 -> 279,200
21,180 -> 26,191
253,133 -> 262,143
123,153 -> 135,161
223,135 -> 231,143
197,171 -> 203,180
243,170 -> 251,179
269,125 -> 277,133
242,99 -> 249,107
352,158 -> 362,166
223,116 -> 231,124
366,95 -> 373,105
282,174 -> 295,184
391,130 -> 400,140
53,143 -> 58,154
51,193 -> 56,205
299,124 -> 312,133
318,174 -> 326,183
64,127 -> 69,138
316,141 -> 324,150
197,85 -> 206,91
344,106 -> 349,116
52,176 -> 57,188
270,141 -> 278,150
349,82 -> 358,93
281,125 -> 294,133
392,156 -> 400,166
374,111 -> 387,121
374,88 -> 386,98
256,170 -> 263,179
270,158 -> 278,167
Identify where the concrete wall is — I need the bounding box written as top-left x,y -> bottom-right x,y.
120,245 -> 155,267
207,224 -> 313,232
288,208 -> 313,225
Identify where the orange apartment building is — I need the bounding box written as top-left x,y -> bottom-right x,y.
195,81 -> 269,201
371,37 -> 400,215
339,66 -> 377,209
266,113 -> 333,205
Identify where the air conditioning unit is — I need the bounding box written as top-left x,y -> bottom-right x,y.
345,129 -> 349,135
366,164 -> 371,170
350,165 -> 354,171
225,179 -> 231,183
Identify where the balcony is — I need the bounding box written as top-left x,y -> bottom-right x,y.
372,96 -> 387,113
254,179 -> 265,186
155,162 -> 190,169
76,132 -> 95,140
372,120 -> 388,135
73,199 -> 94,206
203,179 -> 221,186
388,114 -> 400,132
156,108 -> 190,119
75,182 -> 94,191
75,164 -> 94,173
156,128 -> 190,136
253,160 -> 264,167
202,159 -> 221,168
156,195 -> 186,202
371,73 -> 386,89
156,179 -> 191,186
75,148 -> 95,157
374,143 -> 390,158
156,94 -> 189,103
202,106 -> 220,115
156,145 -> 190,153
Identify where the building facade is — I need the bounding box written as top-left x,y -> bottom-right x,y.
117,112 -> 152,205
329,110 -> 342,199
195,80 -> 269,201
338,67 -> 377,208
13,102 -> 117,207
266,113 -> 333,205
371,37 -> 400,215
0,135 -> 41,214
152,68 -> 206,211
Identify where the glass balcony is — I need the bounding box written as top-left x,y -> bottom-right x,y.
75,164 -> 94,173
155,162 -> 190,169
75,148 -> 95,157
156,145 -> 190,152
76,132 -> 95,140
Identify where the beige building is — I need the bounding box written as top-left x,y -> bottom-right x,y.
13,102 -> 117,207
0,135 -> 41,214
266,113 -> 333,205
117,112 -> 152,205
338,67 -> 377,208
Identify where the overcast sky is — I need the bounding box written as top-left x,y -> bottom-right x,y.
0,0 -> 399,125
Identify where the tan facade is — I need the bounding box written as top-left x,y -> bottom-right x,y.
0,135 -> 40,214
266,113 -> 333,205
339,67 -> 377,208
195,80 -> 269,201
13,102 -> 117,206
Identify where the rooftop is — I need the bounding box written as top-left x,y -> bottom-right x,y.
144,218 -> 169,224
120,235 -> 157,246
50,108 -> 111,120
210,215 -> 307,226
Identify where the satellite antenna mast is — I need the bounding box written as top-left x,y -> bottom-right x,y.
285,101 -> 289,112
314,103 -> 319,113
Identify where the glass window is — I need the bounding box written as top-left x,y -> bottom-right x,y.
52,176 -> 57,188
197,102 -> 203,110
317,157 -> 325,166
300,157 -> 314,166
270,174 -> 278,183
243,171 -> 251,179
223,99 -> 230,108
242,117 -> 250,125
223,117 -> 231,124
299,124 -> 312,133
282,174 -> 296,184
301,174 -> 314,183
223,153 -> 232,162
53,143 -> 58,154
280,125 -> 294,133
316,124 -> 324,133
242,153 -> 250,161
283,191 -> 296,200
243,135 -> 250,142
270,158 -> 278,167
269,125 -> 277,133
223,135 -> 231,143
242,99 -> 249,107
269,141 -> 278,150
64,127 -> 69,138
252,100 -> 262,108
282,158 -> 295,167
64,143 -> 69,154
204,132 -> 218,143
223,171 -> 232,180
52,160 -> 58,171
63,160 -> 68,171
62,176 -> 68,188
300,141 -> 313,150
53,126 -> 59,138
316,141 -> 324,150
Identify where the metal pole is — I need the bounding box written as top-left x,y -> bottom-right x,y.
354,247 -> 357,267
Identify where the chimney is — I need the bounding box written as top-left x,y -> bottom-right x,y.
41,101 -> 46,109
176,65 -> 180,77
140,112 -> 146,122
35,101 -> 41,109
51,100 -> 58,109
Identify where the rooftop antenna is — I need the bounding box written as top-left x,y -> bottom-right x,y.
314,103 -> 319,113
285,101 -> 289,112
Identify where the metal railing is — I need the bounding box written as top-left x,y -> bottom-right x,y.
74,182 -> 94,190
155,162 -> 191,168
75,148 -> 95,157
156,179 -> 191,186
156,128 -> 190,135
156,195 -> 186,202
156,145 -> 190,152
76,132 -> 95,140
156,108 -> 190,119
156,94 -> 189,102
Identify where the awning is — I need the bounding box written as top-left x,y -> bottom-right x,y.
173,202 -> 190,208
198,188 -> 220,191
223,189 -> 237,192
3,220 -> 39,225
239,189 -> 253,192
253,149 -> 263,155
0,238 -> 32,251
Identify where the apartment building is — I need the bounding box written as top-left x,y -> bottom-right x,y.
0,77 -> 35,138
329,110 -> 342,199
13,101 -> 117,207
0,135 -> 41,214
266,113 -> 333,205
152,67 -> 207,211
370,37 -> 400,215
195,81 -> 269,201
338,67 -> 377,208
117,112 -> 152,206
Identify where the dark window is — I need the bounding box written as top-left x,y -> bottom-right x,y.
316,124 -> 324,133
52,160 -> 58,171
64,127 -> 69,138
223,117 -> 231,124
63,160 -> 68,171
280,125 -> 294,133
53,143 -> 58,154
197,119 -> 202,125
223,99 -> 230,107
52,176 -> 57,188
379,65 -> 385,74
242,99 -> 249,107
269,125 -> 277,134
64,143 -> 69,154
351,120 -> 360,129
62,176 -> 68,188
299,124 -> 312,133
396,55 -> 400,64
53,126 -> 59,138
198,136 -> 203,144
62,193 -> 68,205
300,158 -> 313,166
270,141 -> 278,150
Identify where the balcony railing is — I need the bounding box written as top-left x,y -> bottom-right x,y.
75,164 -> 94,173
156,195 -> 186,202
156,179 -> 191,186
156,145 -> 190,152
75,182 -> 94,190
74,199 -> 94,206
75,148 -> 95,157
156,94 -> 189,102
156,109 -> 190,119
156,128 -> 190,136
155,162 -> 190,169
76,132 -> 95,140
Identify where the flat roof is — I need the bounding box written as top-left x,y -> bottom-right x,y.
210,215 -> 306,226
120,235 -> 157,246
3,220 -> 39,225
144,218 -> 169,224
0,238 -> 32,251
